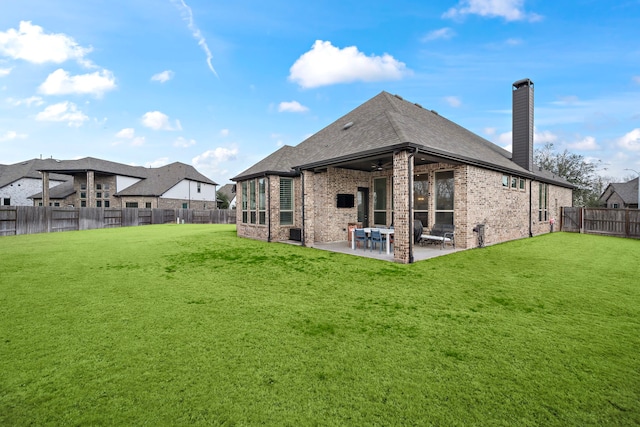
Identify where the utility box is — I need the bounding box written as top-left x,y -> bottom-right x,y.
473,224 -> 485,248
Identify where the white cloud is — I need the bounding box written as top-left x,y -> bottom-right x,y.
8,96 -> 44,107
568,136 -> 599,151
38,68 -> 116,97
618,128 -> 640,151
219,128 -> 229,137
0,130 -> 28,142
141,111 -> 182,131
278,101 -> 309,113
170,0 -> 218,77
0,67 -> 12,77
0,21 -> 93,66
192,147 -> 238,178
288,40 -> 409,89
145,157 -> 170,168
421,28 -> 455,42
151,70 -> 174,83
443,0 -> 541,22
174,136 -> 196,148
444,96 -> 462,107
115,128 -> 135,139
35,101 -> 88,127
534,129 -> 558,144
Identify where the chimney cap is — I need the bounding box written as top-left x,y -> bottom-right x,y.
513,78 -> 534,89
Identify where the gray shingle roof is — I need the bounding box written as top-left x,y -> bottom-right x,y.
232,91 -> 572,188
35,157 -> 151,179
0,158 -> 71,188
608,177 -> 639,204
217,183 -> 236,200
29,180 -> 76,199
115,162 -> 216,196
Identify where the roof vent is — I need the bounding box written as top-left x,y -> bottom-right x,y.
343,121 -> 354,130
394,94 -> 404,100
414,103 -> 423,108
431,110 -> 439,115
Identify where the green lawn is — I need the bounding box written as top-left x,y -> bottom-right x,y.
1,225 -> 639,426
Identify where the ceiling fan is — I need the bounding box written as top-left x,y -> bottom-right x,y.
371,159 -> 392,171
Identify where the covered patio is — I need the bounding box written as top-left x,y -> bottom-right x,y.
312,240 -> 464,262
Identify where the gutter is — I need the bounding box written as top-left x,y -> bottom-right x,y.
300,169 -> 305,247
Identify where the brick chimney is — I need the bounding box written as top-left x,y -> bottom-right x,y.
512,78 -> 534,171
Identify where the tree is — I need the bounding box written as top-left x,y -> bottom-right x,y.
534,143 -> 603,207
216,190 -> 230,209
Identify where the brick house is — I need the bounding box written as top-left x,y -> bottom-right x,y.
598,177 -> 639,208
232,80 -> 574,263
0,159 -> 72,207
30,157 -> 218,209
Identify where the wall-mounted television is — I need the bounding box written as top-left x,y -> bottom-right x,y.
336,193 -> 355,208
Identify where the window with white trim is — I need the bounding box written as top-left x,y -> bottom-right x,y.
258,178 -> 266,225
241,181 -> 248,223
373,177 -> 387,225
249,179 -> 256,224
435,170 -> 454,225
539,183 -> 549,221
280,178 -> 294,225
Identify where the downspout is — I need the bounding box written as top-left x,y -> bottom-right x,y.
408,148 -> 417,264
300,169 -> 305,247
529,179 -> 533,237
267,175 -> 271,242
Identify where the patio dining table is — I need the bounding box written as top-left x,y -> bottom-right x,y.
351,227 -> 394,254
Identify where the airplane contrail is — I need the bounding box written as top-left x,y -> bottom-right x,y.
171,0 -> 218,77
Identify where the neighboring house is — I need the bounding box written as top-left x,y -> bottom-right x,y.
217,184 -> 236,209
0,159 -> 72,206
232,79 -> 574,264
598,177 -> 639,208
30,157 -> 218,209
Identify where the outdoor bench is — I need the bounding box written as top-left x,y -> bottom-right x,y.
420,224 -> 455,249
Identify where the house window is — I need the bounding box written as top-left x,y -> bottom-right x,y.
96,183 -> 102,190
104,201 -> 110,208
104,184 -> 110,190
258,178 -> 266,225
146,202 -> 152,208
435,170 -> 454,225
80,192 -> 86,199
502,175 -> 509,188
97,192 -> 102,198
373,177 -> 387,225
126,202 -> 138,208
511,176 -> 518,189
104,192 -> 109,198
280,178 -> 294,225
96,201 -> 102,207
182,203 -> 188,209
81,201 -> 87,207
2,198 -> 10,206
519,178 -> 526,191
54,202 -> 60,207
241,181 -> 248,223
539,183 -> 549,220
539,183 -> 549,222
197,182 -> 201,193
613,203 -> 619,209
81,183 -> 87,190
414,175 -> 429,227
249,180 -> 257,224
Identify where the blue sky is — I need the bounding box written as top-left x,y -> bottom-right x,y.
1,0 -> 639,184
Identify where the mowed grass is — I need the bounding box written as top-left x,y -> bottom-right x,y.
1,225 -> 639,426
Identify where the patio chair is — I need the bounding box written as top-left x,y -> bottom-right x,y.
370,229 -> 384,253
354,228 -> 368,250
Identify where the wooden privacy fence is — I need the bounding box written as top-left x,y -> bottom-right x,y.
561,207 -> 640,239
0,206 -> 236,237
